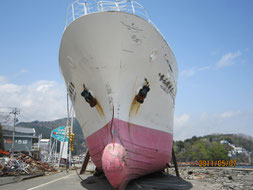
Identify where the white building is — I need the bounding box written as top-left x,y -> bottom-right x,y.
220,139 -> 250,157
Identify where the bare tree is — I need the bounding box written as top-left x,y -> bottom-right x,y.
0,112 -> 11,125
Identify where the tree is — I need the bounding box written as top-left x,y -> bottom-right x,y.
0,112 -> 11,125
177,141 -> 185,149
174,140 -> 185,154
224,137 -> 233,144
209,142 -> 228,161
192,136 -> 198,142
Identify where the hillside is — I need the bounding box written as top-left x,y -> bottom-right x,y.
17,118 -> 86,155
174,134 -> 253,163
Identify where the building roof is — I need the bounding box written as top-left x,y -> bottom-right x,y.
40,139 -> 50,142
3,134 -> 38,139
2,125 -> 35,135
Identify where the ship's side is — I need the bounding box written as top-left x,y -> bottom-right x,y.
59,8 -> 177,190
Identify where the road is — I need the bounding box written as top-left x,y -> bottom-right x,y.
0,170 -> 192,190
1,170 -> 88,190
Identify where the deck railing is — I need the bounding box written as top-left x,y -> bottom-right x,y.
65,0 -> 163,38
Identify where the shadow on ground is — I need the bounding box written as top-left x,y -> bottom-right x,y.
80,172 -> 192,190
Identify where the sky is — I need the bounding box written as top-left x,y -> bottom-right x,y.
0,0 -> 253,140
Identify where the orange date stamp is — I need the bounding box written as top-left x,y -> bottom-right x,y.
198,160 -> 237,167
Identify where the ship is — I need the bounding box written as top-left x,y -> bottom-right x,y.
59,0 -> 178,189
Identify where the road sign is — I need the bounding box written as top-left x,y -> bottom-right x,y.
51,126 -> 68,142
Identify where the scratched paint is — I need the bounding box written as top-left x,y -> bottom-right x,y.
102,143 -> 127,170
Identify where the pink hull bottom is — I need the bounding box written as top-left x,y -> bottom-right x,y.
86,118 -> 173,189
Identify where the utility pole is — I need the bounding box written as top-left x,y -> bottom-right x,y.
10,108 -> 20,156
58,94 -> 70,167
69,107 -> 74,168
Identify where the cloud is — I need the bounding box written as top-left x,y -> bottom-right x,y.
180,50 -> 242,78
174,114 -> 190,128
0,78 -> 66,122
173,110 -> 253,140
35,81 -> 55,93
216,51 -> 241,68
180,68 -> 196,77
180,66 -> 211,77
0,76 -> 7,84
20,69 -> 28,74
219,110 -> 241,119
11,69 -> 29,80
210,51 -> 218,56
244,48 -> 249,52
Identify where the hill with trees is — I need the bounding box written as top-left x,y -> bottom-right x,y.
174,134 -> 253,163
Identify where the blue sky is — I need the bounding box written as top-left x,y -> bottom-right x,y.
0,0 -> 252,140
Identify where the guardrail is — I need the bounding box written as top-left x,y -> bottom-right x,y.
65,0 -> 163,38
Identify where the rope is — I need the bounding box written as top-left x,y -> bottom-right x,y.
75,168 -> 85,181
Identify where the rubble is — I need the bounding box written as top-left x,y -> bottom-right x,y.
0,153 -> 56,177
171,166 -> 253,190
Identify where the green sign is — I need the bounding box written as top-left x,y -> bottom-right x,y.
51,126 -> 68,142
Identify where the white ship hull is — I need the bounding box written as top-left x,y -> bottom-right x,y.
59,11 -> 178,189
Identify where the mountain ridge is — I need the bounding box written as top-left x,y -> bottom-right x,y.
16,118 -> 86,155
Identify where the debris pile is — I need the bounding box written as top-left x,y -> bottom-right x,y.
0,153 -> 56,176
176,167 -> 253,189
186,170 -> 206,180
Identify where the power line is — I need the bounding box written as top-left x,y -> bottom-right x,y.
0,107 -> 18,114
0,107 -> 16,109
20,113 -> 29,121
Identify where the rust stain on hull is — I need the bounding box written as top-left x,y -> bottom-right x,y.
129,96 -> 141,117
135,103 -> 141,115
95,100 -> 105,117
